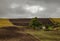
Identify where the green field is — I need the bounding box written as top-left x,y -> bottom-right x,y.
15,26 -> 60,41
24,29 -> 60,41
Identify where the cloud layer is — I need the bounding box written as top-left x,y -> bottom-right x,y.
0,0 -> 60,18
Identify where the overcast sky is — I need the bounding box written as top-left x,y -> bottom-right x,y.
0,0 -> 60,18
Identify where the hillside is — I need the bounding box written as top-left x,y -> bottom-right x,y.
0,18 -> 60,27
50,18 -> 60,23
0,19 -> 13,27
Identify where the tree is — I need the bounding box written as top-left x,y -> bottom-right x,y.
29,17 -> 42,29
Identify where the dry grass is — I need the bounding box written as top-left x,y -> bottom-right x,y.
0,26 -> 60,41
23,28 -> 60,41
50,18 -> 60,23
0,19 -> 13,27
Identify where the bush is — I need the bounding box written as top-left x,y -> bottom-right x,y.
45,25 -> 53,31
29,17 -> 42,30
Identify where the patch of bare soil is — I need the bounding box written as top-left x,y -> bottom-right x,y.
0,26 -> 40,41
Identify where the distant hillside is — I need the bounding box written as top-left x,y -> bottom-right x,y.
9,18 -> 54,26
0,19 -> 13,27
50,18 -> 60,23
0,18 -> 60,27
9,18 -> 60,26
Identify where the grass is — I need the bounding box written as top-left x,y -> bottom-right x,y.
0,26 -> 60,41
0,26 -> 40,41
23,28 -> 60,41
2,25 -> 59,41
50,18 -> 60,23
0,19 -> 13,27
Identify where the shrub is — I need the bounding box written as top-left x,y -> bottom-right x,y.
45,25 -> 53,31
29,17 -> 42,30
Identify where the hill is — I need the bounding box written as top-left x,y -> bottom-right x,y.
0,19 -> 13,27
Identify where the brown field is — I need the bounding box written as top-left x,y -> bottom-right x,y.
0,26 -> 40,41
0,26 -> 60,41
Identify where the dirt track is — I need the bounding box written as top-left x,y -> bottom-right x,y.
0,27 -> 40,41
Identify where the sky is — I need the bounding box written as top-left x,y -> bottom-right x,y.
0,0 -> 60,18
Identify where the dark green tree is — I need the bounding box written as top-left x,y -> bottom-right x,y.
29,17 -> 42,29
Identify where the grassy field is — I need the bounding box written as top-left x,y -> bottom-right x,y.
24,29 -> 60,41
14,26 -> 60,41
50,18 -> 60,23
0,25 -> 60,41
0,19 -> 13,27
0,26 -> 40,41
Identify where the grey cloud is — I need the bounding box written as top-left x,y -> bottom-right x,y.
0,0 -> 60,18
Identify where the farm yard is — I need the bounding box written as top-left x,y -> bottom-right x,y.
0,18 -> 60,41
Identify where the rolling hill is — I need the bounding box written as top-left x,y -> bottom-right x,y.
50,18 -> 60,23
0,19 -> 13,27
0,18 -> 60,27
